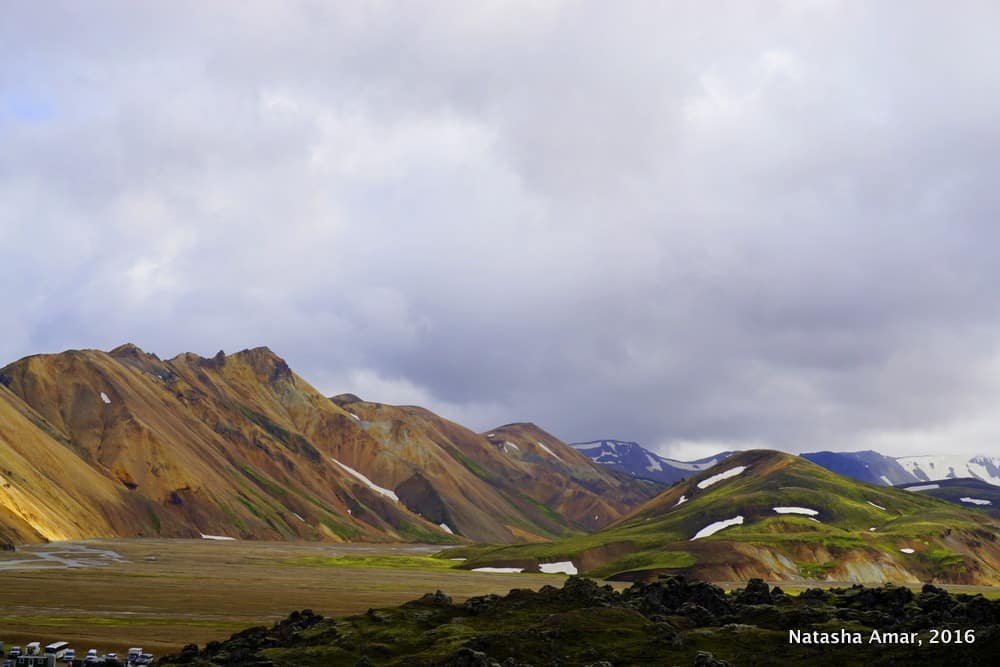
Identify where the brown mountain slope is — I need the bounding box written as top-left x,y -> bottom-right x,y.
0,383 -> 142,544
329,399 -> 661,542
0,345 -> 657,546
481,423 -> 662,531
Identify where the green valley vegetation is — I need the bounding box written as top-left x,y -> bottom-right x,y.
449,450 -> 1000,585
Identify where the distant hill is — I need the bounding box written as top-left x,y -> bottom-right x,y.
455,449 -> 1000,585
570,439 -> 733,484
0,345 -> 657,546
897,478 -> 1000,518
802,450 -> 1000,487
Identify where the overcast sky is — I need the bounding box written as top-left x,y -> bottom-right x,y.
3,2 -> 999,459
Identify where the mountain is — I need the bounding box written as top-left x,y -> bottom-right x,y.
802,450 -> 1000,487
481,425 -> 662,531
896,454 -> 1000,485
454,450 -> 1000,585
570,438 -> 732,484
897,478 -> 1000,519
0,345 -> 657,547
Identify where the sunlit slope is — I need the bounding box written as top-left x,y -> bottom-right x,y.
0,384 -> 140,544
0,344 -> 656,545
454,450 -> 1000,585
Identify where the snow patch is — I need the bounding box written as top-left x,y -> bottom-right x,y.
691,515 -> 744,540
869,527 -> 877,532
960,497 -> 992,506
697,466 -> 747,489
449,558 -> 467,562
330,458 -> 399,502
503,441 -> 520,452
292,512 -> 306,522
674,495 -> 688,507
536,441 -> 564,462
879,475 -> 892,485
866,501 -> 886,511
773,507 -> 819,516
645,453 -> 663,472
439,523 -> 454,534
349,412 -> 361,421
100,392 -> 111,404
539,561 -> 578,575
900,548 -> 915,554
200,534 -> 236,541
472,567 -> 523,573
905,484 -> 940,492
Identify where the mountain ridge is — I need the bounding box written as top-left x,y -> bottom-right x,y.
0,344 -> 658,547
570,438 -> 734,484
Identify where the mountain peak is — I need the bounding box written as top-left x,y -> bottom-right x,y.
109,342 -> 150,358
229,347 -> 293,383
331,393 -> 364,406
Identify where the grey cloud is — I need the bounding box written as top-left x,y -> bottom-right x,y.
3,2 -> 1000,458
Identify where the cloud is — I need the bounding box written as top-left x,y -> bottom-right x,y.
3,2 -> 1000,458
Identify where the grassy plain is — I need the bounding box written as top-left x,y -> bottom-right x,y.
0,539 -> 567,656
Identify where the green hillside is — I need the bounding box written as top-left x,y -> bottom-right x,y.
446,450 -> 1000,584
897,478 -> 1000,519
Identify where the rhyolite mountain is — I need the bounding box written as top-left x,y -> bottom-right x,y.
0,345 -> 658,547
571,438 -> 733,484
802,450 -> 1000,487
454,450 -> 1000,585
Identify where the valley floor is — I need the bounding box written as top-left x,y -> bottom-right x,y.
0,539 -> 567,655
1,539 -> 997,660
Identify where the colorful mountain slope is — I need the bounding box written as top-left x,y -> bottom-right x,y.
0,345 -> 657,546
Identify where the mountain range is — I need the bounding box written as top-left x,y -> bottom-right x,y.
801,450 -> 1000,487
2,344 -> 998,587
0,345 -> 658,548
570,440 -> 1000,489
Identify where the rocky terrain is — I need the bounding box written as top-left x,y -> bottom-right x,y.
157,575 -> 999,666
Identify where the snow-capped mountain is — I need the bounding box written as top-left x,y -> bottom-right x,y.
569,439 -> 732,485
801,451 -> 1000,487
895,455 -> 1000,486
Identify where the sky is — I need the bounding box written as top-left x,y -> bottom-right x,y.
2,1 -> 1000,459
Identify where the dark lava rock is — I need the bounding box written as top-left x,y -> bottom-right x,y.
693,651 -> 731,667
733,578 -> 772,605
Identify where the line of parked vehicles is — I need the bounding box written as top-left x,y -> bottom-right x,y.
1,641 -> 153,666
